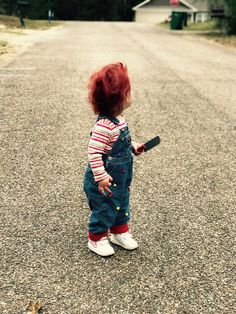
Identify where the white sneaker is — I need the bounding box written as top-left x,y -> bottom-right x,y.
88,237 -> 115,257
110,232 -> 138,250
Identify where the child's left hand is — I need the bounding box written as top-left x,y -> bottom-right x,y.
132,142 -> 145,156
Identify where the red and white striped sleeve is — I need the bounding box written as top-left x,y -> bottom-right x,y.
88,118 -> 119,182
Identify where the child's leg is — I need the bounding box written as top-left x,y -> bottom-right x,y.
88,230 -> 109,241
84,171 -> 117,240
88,197 -> 117,239
109,197 -> 138,250
87,198 -> 117,256
84,169 -> 118,256
110,164 -> 132,233
110,192 -> 130,234
109,200 -> 138,250
109,175 -> 138,250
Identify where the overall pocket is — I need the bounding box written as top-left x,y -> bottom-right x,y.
105,159 -> 117,175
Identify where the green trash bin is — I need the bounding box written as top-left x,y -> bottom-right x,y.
170,12 -> 188,30
182,12 -> 188,27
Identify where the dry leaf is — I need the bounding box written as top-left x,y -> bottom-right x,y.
26,300 -> 43,314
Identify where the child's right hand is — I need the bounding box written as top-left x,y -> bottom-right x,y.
98,175 -> 113,195
132,142 -> 145,156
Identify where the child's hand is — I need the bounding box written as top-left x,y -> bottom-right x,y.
132,142 -> 145,156
98,174 -> 113,195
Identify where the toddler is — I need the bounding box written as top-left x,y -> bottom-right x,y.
84,62 -> 144,256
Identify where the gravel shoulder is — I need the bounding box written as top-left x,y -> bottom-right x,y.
0,25 -> 63,64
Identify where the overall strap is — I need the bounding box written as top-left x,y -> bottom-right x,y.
90,115 -> 120,137
97,115 -> 119,125
96,115 -> 124,156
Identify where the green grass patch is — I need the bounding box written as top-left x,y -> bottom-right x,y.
159,20 -> 220,32
158,21 -> 170,30
0,14 -> 61,29
158,19 -> 236,48
24,19 -> 61,29
184,20 -> 219,31
0,14 -> 19,28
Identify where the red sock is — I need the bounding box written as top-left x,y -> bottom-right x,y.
110,223 -> 128,234
88,231 -> 108,241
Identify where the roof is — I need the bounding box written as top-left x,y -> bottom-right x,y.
132,0 -> 151,11
186,0 -> 209,12
132,0 -> 209,12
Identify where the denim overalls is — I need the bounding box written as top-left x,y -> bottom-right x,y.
84,116 -> 133,235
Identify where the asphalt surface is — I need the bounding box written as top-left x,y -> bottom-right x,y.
0,22 -> 235,314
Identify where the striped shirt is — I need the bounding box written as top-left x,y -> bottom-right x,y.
88,118 -> 127,182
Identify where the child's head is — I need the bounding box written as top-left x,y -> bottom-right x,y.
88,62 -> 131,117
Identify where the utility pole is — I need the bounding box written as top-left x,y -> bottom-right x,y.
17,1 -> 29,27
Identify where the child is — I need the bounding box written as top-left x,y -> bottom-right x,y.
84,62 -> 144,257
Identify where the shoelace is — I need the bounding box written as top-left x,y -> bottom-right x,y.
121,232 -> 132,240
99,237 -> 109,246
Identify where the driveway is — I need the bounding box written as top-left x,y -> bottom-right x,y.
0,22 -> 235,314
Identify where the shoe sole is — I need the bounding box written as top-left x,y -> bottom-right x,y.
110,237 -> 138,251
88,242 -> 115,257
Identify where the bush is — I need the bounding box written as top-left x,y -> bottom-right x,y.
225,0 -> 236,34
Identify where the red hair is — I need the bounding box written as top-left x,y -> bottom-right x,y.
88,62 -> 131,116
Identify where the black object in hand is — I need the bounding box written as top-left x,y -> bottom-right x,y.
144,136 -> 161,152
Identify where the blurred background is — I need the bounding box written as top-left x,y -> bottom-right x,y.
0,0 -> 140,21
0,1 -> 235,35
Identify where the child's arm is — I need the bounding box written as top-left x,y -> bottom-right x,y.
88,126 -> 110,182
132,141 -> 145,156
88,119 -> 118,193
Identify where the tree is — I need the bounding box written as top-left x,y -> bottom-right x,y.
210,0 -> 236,34
225,0 -> 236,34
0,0 -> 142,21
27,0 -> 54,19
0,0 -> 18,15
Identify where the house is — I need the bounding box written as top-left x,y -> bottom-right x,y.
132,0 -> 210,24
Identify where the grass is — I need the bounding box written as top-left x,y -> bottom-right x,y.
0,15 -> 62,57
158,21 -> 170,30
159,20 -> 219,32
0,14 -> 61,29
0,14 -> 19,28
159,19 -> 236,48
183,20 -> 236,48
24,19 -> 61,29
184,20 -> 219,32
202,33 -> 236,48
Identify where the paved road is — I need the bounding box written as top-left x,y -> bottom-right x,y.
0,22 -> 235,314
